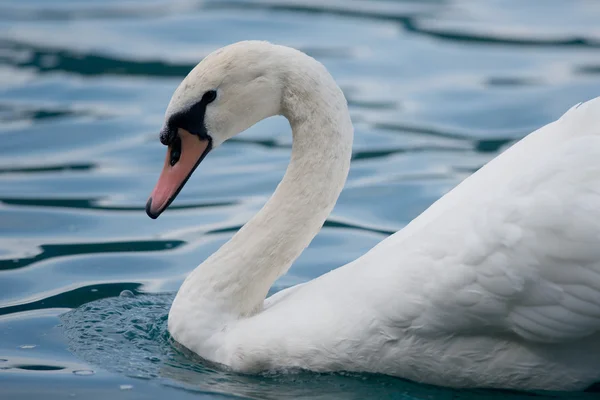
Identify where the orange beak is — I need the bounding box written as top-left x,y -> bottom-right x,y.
146,128 -> 211,219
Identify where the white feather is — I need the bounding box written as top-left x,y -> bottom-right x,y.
162,42 -> 600,391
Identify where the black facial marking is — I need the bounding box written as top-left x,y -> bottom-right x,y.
160,90 -> 218,145
160,125 -> 177,146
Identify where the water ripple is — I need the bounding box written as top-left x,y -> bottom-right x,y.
0,282 -> 142,316
0,40 -> 196,77
0,240 -> 185,271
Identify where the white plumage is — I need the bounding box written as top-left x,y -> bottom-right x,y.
149,41 -> 600,391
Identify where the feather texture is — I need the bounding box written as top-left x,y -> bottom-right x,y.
160,42 -> 600,391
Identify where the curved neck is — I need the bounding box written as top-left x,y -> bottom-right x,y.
174,58 -> 353,319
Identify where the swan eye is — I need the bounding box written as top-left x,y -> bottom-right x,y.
203,90 -> 217,104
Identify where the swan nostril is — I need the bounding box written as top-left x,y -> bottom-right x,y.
169,135 -> 182,166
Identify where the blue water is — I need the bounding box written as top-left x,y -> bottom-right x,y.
1,1 -> 600,398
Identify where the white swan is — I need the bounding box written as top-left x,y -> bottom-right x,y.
146,41 -> 600,391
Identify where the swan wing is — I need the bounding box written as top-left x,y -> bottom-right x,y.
401,98 -> 600,343
264,283 -> 306,309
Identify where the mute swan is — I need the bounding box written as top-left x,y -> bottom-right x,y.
146,41 -> 600,391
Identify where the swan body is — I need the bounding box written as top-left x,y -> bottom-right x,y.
146,41 -> 600,391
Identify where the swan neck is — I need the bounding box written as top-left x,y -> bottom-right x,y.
172,54 -> 353,320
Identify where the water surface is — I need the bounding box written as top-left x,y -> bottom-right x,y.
1,0 -> 600,398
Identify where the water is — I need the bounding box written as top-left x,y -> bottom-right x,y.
1,0 -> 600,398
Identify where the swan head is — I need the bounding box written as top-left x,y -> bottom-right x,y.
146,41 -> 284,219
